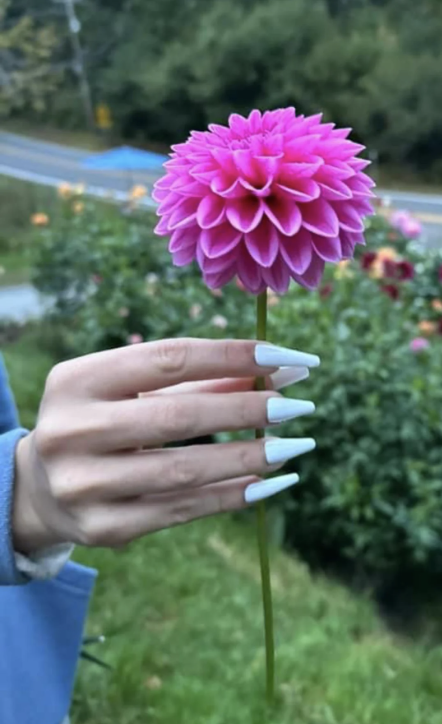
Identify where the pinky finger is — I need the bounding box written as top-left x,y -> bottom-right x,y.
87,473 -> 300,547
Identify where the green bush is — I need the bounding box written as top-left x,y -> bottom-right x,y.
31,196 -> 442,582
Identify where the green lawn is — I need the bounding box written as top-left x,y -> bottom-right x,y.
4,331 -> 442,724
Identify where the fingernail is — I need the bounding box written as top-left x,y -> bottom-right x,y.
267,398 -> 315,424
245,473 -> 300,504
271,366 -> 309,390
265,437 -> 316,465
255,344 -> 320,369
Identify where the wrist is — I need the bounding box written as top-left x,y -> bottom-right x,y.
13,434 -> 61,554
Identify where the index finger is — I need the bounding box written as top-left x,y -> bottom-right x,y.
69,338 -> 320,399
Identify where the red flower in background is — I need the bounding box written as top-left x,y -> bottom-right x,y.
396,260 -> 414,281
439,265 -> 442,282
361,251 -> 377,270
382,284 -> 400,301
319,283 -> 333,298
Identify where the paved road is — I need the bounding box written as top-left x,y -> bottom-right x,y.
0,130 -> 442,320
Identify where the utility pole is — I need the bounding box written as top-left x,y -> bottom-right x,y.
54,0 -> 95,131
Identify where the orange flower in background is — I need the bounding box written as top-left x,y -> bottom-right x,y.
370,247 -> 398,279
130,184 -> 147,200
57,182 -> 72,199
31,213 -> 49,226
418,320 -> 437,336
73,201 -> 84,214
431,299 -> 442,313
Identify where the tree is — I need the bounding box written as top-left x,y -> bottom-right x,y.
0,0 -> 59,114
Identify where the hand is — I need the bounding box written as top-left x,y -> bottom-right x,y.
13,338 -> 319,553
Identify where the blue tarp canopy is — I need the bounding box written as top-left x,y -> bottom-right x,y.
82,145 -> 167,171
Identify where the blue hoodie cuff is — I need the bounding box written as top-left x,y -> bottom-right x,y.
0,427 -> 30,585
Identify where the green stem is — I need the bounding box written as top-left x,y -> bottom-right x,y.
255,288 -> 275,705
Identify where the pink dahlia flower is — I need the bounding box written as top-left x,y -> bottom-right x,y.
153,108 -> 375,294
390,210 -> 422,240
410,337 -> 429,353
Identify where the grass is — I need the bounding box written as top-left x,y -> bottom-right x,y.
4,329 -> 442,724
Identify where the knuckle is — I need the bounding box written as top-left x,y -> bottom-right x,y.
238,444 -> 260,475
169,498 -> 196,527
154,338 -> 189,377
35,418 -> 68,458
169,456 -> 198,488
157,399 -> 196,441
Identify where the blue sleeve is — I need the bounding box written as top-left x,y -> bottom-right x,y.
0,354 -> 20,434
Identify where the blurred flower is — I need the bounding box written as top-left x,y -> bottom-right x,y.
382,284 -> 400,301
319,283 -> 333,298
74,183 -> 85,196
210,288 -> 223,298
0,266 -> 5,276
91,274 -> 102,285
189,303 -> 202,319
211,314 -> 228,329
418,320 -> 437,336
267,290 -> 280,307
431,299 -> 442,313
73,201 -> 84,214
334,260 -> 354,279
146,273 -> 158,285
130,184 -> 147,200
118,307 -> 129,318
154,108 -> 374,293
145,676 -> 162,690
439,264 -> 442,282
390,210 -> 422,239
57,182 -> 72,199
370,247 -> 398,279
30,212 -> 49,226
127,333 -> 143,344
410,337 -> 429,353
383,259 -> 398,279
396,260 -> 415,280
387,232 -> 399,242
361,251 -> 377,270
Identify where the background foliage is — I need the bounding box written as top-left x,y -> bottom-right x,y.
4,0 -> 442,178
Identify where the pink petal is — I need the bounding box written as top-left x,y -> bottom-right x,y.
335,203 -> 366,233
226,196 -> 264,233
312,235 -> 342,262
158,191 -> 187,215
204,264 -> 236,289
276,178 -> 320,202
169,226 -> 199,252
237,245 -> 266,294
168,197 -> 199,230
239,177 -> 273,197
233,149 -> 257,180
264,195 -> 302,236
200,223 -> 242,259
247,108 -> 262,133
293,254 -> 325,290
262,255 -> 291,294
154,215 -> 172,236
319,162 -> 355,181
285,134 -> 321,159
211,148 -> 237,175
152,186 -> 170,202
253,155 -> 283,183
279,159 -> 324,182
229,113 -> 250,137
197,246 -> 238,274
348,158 -> 371,172
279,228 -> 313,274
211,176 -> 248,199
171,180 -> 208,197
332,127 -> 352,139
319,178 -> 352,202
172,244 -> 196,267
244,217 -> 280,268
301,198 -> 339,238
197,194 -> 226,229
154,175 -> 175,190
208,123 -> 230,139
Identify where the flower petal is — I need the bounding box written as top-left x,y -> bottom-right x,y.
197,194 -> 226,229
172,244 -> 196,267
312,235 -> 342,262
292,254 -> 325,290
335,202 -> 366,233
279,228 -> 313,274
262,255 -> 291,294
244,217 -> 280,268
204,264 -> 236,289
264,195 -> 302,236
200,223 -> 242,259
169,226 -> 199,252
237,245 -> 266,294
301,198 -> 340,238
226,197 -> 264,233
276,178 -> 320,202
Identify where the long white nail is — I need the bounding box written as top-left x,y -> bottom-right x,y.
267,398 -> 315,424
271,366 -> 309,390
265,437 -> 316,465
245,473 -> 300,503
255,344 -> 320,369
